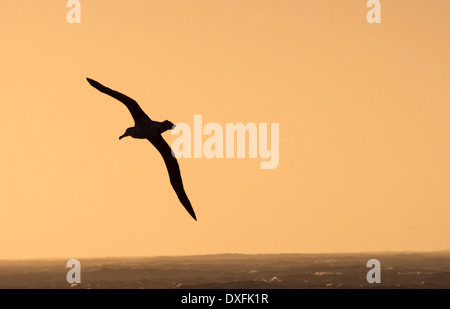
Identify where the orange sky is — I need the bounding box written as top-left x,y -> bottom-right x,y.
0,0 -> 449,259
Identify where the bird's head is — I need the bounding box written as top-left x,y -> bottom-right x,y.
162,120 -> 176,132
119,127 -> 135,140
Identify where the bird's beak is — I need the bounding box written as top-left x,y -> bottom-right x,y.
172,124 -> 177,130
119,133 -> 128,140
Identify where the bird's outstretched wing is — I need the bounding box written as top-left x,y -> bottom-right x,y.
86,78 -> 150,123
148,136 -> 197,221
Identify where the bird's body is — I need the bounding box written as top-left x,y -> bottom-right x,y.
86,78 -> 197,221
124,121 -> 171,139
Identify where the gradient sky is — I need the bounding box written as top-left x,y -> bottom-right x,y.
0,0 -> 448,259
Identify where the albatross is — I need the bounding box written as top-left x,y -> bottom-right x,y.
86,78 -> 197,221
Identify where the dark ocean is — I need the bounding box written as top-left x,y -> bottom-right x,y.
0,252 -> 448,289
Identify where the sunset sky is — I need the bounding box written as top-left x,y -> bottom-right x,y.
0,0 -> 448,259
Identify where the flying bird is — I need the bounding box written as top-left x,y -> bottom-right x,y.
86,78 -> 197,221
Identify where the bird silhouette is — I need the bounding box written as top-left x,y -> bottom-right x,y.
86,78 -> 197,221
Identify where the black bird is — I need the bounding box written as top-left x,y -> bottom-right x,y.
86,78 -> 197,221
